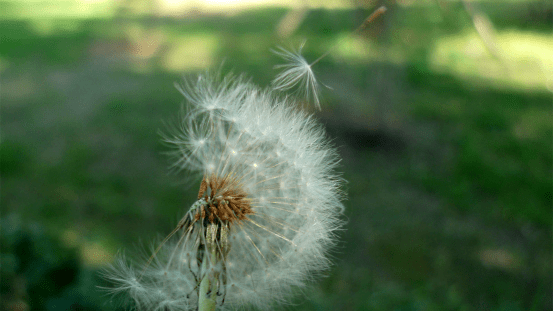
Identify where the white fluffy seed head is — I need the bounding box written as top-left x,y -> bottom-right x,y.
105,71 -> 345,310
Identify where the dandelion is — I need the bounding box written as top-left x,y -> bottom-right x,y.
103,72 -> 345,310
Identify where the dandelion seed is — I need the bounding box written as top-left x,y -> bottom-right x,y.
272,6 -> 387,111
103,71 -> 345,310
272,42 -> 322,110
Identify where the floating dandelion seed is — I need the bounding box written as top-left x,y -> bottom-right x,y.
272,42 -> 322,110
103,72 -> 345,310
272,6 -> 387,111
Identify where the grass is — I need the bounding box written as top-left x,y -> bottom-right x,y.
1,0 -> 551,310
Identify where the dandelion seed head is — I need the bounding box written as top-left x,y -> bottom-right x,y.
106,71 -> 345,310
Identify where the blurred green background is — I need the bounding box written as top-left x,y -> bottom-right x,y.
1,0 -> 552,310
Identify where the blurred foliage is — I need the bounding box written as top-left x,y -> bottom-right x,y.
1,0 -> 552,310
0,214 -> 119,310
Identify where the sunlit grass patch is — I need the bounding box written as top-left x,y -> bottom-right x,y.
430,30 -> 553,92
326,31 -> 407,65
81,240 -> 114,267
160,33 -> 219,72
0,0 -> 115,20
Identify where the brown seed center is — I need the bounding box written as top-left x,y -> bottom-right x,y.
195,174 -> 253,224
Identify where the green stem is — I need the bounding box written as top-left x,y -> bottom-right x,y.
198,224 -> 219,311
198,266 -> 217,310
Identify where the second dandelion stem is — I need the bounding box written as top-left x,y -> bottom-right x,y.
309,6 -> 387,67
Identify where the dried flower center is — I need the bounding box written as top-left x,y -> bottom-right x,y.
195,174 -> 253,224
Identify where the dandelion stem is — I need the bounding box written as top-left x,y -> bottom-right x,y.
198,260 -> 217,311
198,223 -> 230,310
199,224 -> 219,310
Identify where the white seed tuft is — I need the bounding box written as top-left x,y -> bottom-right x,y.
271,42 -> 322,110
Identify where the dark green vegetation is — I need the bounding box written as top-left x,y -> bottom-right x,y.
1,0 -> 551,310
